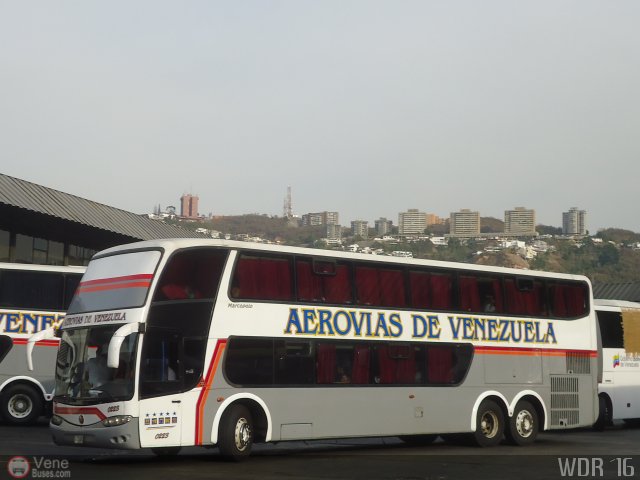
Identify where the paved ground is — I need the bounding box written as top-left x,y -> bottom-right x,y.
1,419 -> 640,479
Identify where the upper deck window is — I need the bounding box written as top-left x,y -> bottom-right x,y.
152,249 -> 227,302
231,253 -> 294,301
296,258 -> 352,304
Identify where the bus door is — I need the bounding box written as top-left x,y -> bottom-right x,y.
138,328 -> 183,448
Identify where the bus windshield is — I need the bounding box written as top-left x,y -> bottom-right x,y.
54,325 -> 138,405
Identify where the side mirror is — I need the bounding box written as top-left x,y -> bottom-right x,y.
26,327 -> 57,371
107,323 -> 142,369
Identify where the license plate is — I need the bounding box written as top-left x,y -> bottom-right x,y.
73,435 -> 84,444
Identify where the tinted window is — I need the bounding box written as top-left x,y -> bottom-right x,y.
458,274 -> 504,314
597,310 -> 623,348
224,337 -> 472,387
225,337 -> 274,385
355,265 -> 405,308
503,277 -> 546,316
153,249 -> 227,301
231,254 -> 293,301
0,270 -> 64,310
548,281 -> 588,318
409,270 -> 453,310
296,258 -> 353,304
0,335 -> 13,364
275,340 -> 314,384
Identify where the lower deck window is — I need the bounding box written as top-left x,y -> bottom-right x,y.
224,337 -> 473,387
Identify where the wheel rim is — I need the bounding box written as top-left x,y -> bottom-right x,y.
480,410 -> 500,438
515,409 -> 534,438
234,417 -> 252,452
8,393 -> 33,419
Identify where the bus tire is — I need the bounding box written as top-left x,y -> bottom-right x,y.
506,400 -> 538,445
593,395 -> 612,431
218,405 -> 253,461
472,399 -> 504,447
0,384 -> 43,425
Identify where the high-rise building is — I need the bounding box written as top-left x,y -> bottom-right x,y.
504,207 -> 536,236
180,194 -> 199,219
301,211 -> 339,226
450,209 -> 480,237
326,224 -> 342,242
283,186 -> 293,218
351,220 -> 369,239
563,207 -> 587,235
375,218 -> 393,236
398,209 -> 427,236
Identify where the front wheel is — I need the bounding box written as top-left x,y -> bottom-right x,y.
506,400 -> 539,446
0,384 -> 43,425
472,399 -> 504,447
218,405 -> 253,461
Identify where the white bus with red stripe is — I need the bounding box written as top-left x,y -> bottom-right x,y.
0,262 -> 84,424
42,239 -> 598,458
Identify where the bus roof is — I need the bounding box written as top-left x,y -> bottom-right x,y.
0,262 -> 86,273
94,238 -> 591,284
594,299 -> 640,310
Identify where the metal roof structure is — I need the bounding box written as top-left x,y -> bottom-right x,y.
593,282 -> 640,303
0,173 -> 205,242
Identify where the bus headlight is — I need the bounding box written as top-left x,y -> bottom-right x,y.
102,415 -> 133,427
51,415 -> 63,426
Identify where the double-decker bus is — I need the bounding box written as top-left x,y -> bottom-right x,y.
41,239 -> 598,458
0,262 -> 84,424
594,299 -> 640,428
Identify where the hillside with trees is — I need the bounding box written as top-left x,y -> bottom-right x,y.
174,216 -> 640,284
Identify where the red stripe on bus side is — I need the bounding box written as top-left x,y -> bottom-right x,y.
12,338 -> 59,347
475,346 -> 598,357
54,406 -> 107,421
79,274 -> 154,288
195,340 -> 227,446
76,281 -> 151,294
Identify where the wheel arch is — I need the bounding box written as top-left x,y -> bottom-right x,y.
470,391 -> 509,431
210,393 -> 272,445
0,376 -> 49,402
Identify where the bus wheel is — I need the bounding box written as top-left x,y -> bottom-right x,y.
473,399 -> 504,447
506,400 -> 538,446
0,384 -> 43,425
218,405 -> 253,461
593,395 -> 611,431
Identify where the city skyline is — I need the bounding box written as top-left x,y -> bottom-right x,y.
2,2 -> 639,233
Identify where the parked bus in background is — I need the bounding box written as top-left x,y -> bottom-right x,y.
0,263 -> 84,424
594,299 -> 640,429
40,239 -> 598,458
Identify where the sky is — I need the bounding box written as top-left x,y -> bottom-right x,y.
1,1 -> 639,233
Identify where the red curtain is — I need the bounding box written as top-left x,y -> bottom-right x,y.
316,344 -> 336,384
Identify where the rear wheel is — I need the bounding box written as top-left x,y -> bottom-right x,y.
472,399 -> 504,447
0,384 -> 43,425
506,400 -> 539,445
218,405 -> 253,461
593,395 -> 612,431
